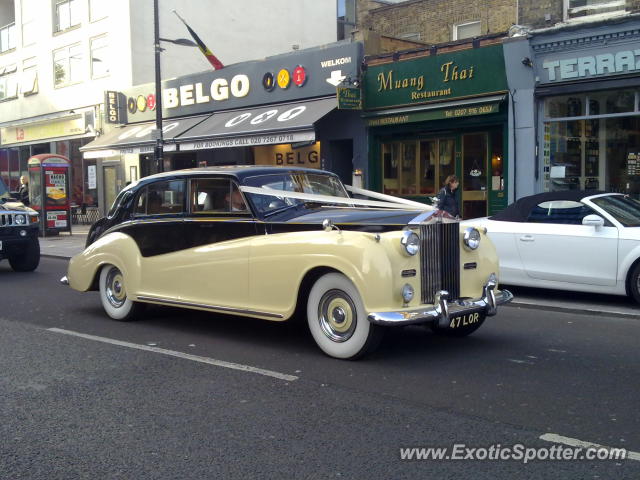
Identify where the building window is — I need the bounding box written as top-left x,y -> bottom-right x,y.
0,65 -> 19,101
90,35 -> 109,78
22,0 -> 36,46
543,90 -> 640,195
337,0 -> 356,41
89,0 -> 108,22
565,0 -> 627,20
53,43 -> 83,87
0,22 -> 17,53
453,21 -> 481,41
54,0 -> 81,33
21,57 -> 38,96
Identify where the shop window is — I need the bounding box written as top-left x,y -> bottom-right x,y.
54,0 -> 81,33
545,94 -> 585,118
588,89 -> 635,115
544,91 -> 640,193
53,43 -> 83,87
337,0 -> 356,41
89,0 -> 108,22
22,0 -> 36,46
565,0 -> 626,21
453,21 -> 481,41
0,65 -> 18,101
491,130 -> 504,191
20,57 -> 38,96
400,142 -> 417,195
90,35 -> 109,78
382,143 -> 400,195
0,22 -> 16,53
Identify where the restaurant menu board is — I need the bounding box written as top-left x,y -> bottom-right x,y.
45,168 -> 68,207
44,167 -> 69,228
47,210 -> 68,228
628,153 -> 639,177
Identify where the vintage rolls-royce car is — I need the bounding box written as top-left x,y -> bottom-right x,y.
63,166 -> 512,359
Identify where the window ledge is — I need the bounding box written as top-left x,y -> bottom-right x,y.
53,24 -> 82,37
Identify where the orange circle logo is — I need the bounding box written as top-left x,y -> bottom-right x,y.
136,95 -> 147,112
277,69 -> 290,89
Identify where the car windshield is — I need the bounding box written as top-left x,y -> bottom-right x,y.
244,172 -> 350,217
591,195 -> 640,227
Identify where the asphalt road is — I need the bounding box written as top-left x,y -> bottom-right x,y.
1,257 -> 639,479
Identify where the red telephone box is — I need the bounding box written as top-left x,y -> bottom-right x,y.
27,154 -> 72,236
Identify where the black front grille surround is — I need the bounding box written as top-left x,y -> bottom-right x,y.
419,222 -> 460,304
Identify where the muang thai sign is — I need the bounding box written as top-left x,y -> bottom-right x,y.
363,44 -> 507,110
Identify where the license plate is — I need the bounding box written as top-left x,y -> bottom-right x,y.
449,310 -> 484,329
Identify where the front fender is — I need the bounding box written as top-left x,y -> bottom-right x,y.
248,230 -> 419,318
67,232 -> 142,292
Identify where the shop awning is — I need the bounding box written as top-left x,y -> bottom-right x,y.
80,115 -> 209,158
175,97 -> 337,151
363,94 -> 506,127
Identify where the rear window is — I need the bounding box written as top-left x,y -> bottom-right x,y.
134,180 -> 186,216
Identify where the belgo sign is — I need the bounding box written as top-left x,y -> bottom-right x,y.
117,42 -> 362,123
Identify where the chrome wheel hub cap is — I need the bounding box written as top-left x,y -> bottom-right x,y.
105,267 -> 127,308
318,289 -> 356,343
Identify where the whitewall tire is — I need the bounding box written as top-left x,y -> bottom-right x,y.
99,264 -> 144,321
307,272 -> 383,359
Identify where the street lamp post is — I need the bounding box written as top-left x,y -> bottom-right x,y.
153,0 -> 164,173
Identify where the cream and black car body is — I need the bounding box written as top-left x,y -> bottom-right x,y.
63,166 -> 512,359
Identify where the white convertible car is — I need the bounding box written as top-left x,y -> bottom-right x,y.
467,191 -> 640,303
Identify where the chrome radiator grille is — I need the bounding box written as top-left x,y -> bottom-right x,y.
420,223 -> 460,304
0,213 -> 14,227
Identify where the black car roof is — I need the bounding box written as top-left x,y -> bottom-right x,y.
490,190 -> 611,222
130,165 -> 337,188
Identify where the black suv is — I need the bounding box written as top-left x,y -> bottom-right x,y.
0,177 -> 40,271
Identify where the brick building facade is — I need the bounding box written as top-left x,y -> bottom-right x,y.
356,0 -> 516,45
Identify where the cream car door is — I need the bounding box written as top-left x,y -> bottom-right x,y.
516,201 -> 618,286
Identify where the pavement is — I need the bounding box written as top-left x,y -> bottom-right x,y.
40,225 -> 640,319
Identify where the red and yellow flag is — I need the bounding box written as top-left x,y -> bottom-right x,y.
173,11 -> 224,70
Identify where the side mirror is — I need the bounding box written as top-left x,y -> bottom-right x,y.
582,214 -> 605,230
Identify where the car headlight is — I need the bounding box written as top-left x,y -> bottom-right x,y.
401,230 -> 420,256
14,214 -> 26,225
463,227 -> 481,250
401,283 -> 414,303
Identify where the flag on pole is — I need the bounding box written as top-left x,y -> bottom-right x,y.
173,10 -> 224,70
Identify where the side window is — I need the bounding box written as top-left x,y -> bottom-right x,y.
527,200 -> 594,225
190,178 -> 248,214
134,180 -> 185,216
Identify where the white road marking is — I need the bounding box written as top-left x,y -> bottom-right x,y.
508,358 -> 534,365
540,433 -> 640,461
47,328 -> 298,382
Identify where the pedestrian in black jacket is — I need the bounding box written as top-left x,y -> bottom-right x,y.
17,175 -> 29,206
436,174 -> 460,218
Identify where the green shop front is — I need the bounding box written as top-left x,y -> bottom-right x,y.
363,43 -> 509,218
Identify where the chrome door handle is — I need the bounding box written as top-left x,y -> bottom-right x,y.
520,235 -> 534,242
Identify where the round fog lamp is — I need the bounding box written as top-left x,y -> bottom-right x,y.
19,229 -> 27,237
401,283 -> 414,303
15,214 -> 26,225
463,227 -> 481,250
401,230 -> 420,256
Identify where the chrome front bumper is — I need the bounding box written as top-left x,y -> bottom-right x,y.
368,277 -> 513,327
